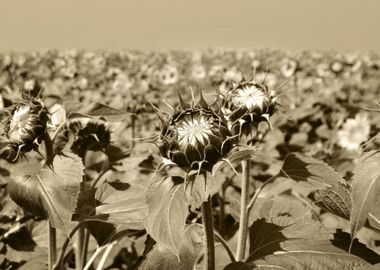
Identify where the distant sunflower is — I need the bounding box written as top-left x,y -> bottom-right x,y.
337,114 -> 370,151
159,65 -> 179,85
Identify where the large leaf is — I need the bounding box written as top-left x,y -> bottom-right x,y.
8,153 -> 84,234
230,195 -> 312,227
314,182 -> 352,220
350,151 -> 380,242
91,181 -> 148,230
246,217 -> 331,263
252,240 -> 371,270
38,153 -> 84,233
280,153 -> 344,187
139,224 -> 203,270
227,238 -> 373,270
145,176 -> 188,257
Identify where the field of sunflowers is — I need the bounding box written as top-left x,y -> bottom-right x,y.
1,48 -> 380,270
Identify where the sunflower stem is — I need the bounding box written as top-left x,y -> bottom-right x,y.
75,224 -> 85,270
236,159 -> 251,261
44,132 -> 54,167
48,220 -> 57,270
81,230 -> 90,267
53,221 -> 85,270
131,114 -> 136,148
201,197 -> 215,270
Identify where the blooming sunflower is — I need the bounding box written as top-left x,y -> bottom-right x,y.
337,114 -> 370,151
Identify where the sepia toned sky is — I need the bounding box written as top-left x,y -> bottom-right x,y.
0,0 -> 379,52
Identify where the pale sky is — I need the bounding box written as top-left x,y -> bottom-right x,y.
0,0 -> 379,52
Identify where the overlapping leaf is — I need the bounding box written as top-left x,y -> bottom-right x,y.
145,176 -> 188,258
280,153 -> 344,187
350,151 -> 380,242
139,224 -> 203,270
314,182 -> 352,220
93,182 -> 148,229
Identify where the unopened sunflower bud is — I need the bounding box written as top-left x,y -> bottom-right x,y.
157,91 -> 235,173
0,99 -> 48,162
54,118 -> 111,157
223,81 -> 276,138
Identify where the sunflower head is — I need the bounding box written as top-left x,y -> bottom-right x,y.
223,80 -> 277,138
53,118 -> 111,158
0,99 -> 49,162
157,91 -> 235,174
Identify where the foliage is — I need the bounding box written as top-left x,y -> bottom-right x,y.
1,48 -> 380,270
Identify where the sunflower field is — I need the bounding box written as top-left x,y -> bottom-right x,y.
1,48 -> 380,270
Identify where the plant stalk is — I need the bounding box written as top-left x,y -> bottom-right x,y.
75,180 -> 86,270
201,197 -> 215,270
48,221 -> 57,270
54,221 -> 85,270
236,159 -> 251,261
131,114 -> 136,148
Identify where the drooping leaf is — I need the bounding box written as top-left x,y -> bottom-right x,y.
38,153 -> 84,234
280,153 -> 344,187
184,173 -> 214,210
314,182 -> 352,220
145,176 -> 188,257
139,224 -> 203,270
8,153 -> 84,234
350,151 -> 380,242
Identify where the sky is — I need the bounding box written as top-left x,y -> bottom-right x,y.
0,0 -> 379,52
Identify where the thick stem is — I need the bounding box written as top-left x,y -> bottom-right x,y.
201,197 -> 215,270
44,132 -> 54,167
131,114 -> 136,148
75,181 -> 86,270
236,160 -> 251,261
48,221 -> 57,270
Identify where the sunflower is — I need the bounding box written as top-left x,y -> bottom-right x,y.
337,114 -> 370,151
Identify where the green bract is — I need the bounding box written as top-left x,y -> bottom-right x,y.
223,81 -> 276,137
0,99 -> 49,162
158,92 -> 235,173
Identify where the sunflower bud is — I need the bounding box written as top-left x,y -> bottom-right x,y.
157,91 -> 235,173
54,118 -> 111,157
223,81 -> 276,138
0,99 -> 49,162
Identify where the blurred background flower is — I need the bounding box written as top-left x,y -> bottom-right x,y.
337,114 -> 370,151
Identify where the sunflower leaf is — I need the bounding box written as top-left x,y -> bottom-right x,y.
350,151 -> 380,243
38,153 -> 84,234
280,153 -> 344,187
145,176 -> 188,258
